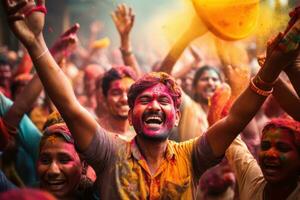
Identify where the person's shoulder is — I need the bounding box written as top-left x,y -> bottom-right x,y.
169,137 -> 199,154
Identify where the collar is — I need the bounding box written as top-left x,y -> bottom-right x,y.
129,138 -> 176,161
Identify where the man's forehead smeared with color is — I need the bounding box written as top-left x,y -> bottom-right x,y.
127,72 -> 182,109
262,118 -> 300,151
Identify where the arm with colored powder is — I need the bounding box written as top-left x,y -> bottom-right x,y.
2,0 -> 101,151
204,33 -> 300,157
111,4 -> 142,77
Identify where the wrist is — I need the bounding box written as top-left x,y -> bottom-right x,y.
258,62 -> 280,85
121,38 -> 130,48
249,77 -> 273,97
27,35 -> 48,59
120,47 -> 132,57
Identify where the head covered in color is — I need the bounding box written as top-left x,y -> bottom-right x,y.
128,72 -> 181,141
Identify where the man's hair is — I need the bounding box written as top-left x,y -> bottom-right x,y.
99,66 -> 137,97
262,118 -> 300,152
192,65 -> 222,88
128,72 -> 182,109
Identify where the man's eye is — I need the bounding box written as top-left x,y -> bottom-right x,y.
110,90 -> 122,96
200,78 -> 208,82
260,141 -> 270,151
39,156 -> 51,164
277,143 -> 292,153
212,78 -> 220,82
159,98 -> 170,105
59,156 -> 72,164
139,97 -> 150,104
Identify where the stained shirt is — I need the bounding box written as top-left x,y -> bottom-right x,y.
226,137 -> 300,200
0,93 -> 41,186
81,126 -> 221,200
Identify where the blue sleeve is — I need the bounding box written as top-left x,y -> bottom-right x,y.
0,93 -> 41,164
0,170 -> 16,192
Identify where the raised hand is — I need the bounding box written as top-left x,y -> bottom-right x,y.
50,23 -> 80,61
111,3 -> 135,38
224,64 -> 250,98
90,21 -> 103,35
189,45 -> 202,67
207,83 -> 232,126
2,0 -> 46,49
258,32 -> 300,84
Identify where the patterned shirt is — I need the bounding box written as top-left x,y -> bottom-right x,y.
81,126 -> 221,200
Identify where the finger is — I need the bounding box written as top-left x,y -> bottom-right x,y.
6,0 -> 26,15
257,55 -> 266,67
267,32 -> 282,46
131,14 -> 135,26
129,7 -> 133,17
61,36 -> 76,46
267,32 -> 283,55
124,4 -> 129,16
8,14 -> 24,22
115,7 -> 122,20
121,3 -> 126,16
37,0 -> 45,6
189,45 -> 198,55
274,32 -> 283,44
111,12 -> 118,24
117,4 -> 122,14
61,23 -> 80,37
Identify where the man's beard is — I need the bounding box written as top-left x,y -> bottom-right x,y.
137,130 -> 170,142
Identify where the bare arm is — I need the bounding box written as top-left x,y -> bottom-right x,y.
215,38 -> 250,99
284,55 -> 300,96
172,46 -> 202,79
257,52 -> 300,120
272,77 -> 300,120
159,15 -> 207,74
206,33 -> 300,157
111,4 -> 142,77
3,0 -> 98,151
3,23 -> 80,128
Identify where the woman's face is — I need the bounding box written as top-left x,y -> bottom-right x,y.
259,127 -> 300,184
194,69 -> 221,103
37,137 -> 83,198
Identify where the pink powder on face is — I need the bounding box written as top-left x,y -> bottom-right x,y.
131,83 -> 178,140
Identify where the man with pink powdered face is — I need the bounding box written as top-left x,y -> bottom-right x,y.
3,0 -> 300,199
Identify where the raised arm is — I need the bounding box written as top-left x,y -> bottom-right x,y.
206,33 -> 300,157
159,15 -> 206,74
258,52 -> 300,120
285,54 -> 300,96
2,0 -> 98,151
172,46 -> 202,79
111,4 -> 142,77
3,23 -> 80,129
272,77 -> 300,120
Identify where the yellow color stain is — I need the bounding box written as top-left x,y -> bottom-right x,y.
192,0 -> 260,40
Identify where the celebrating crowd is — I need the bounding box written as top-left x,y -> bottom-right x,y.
0,0 -> 300,199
